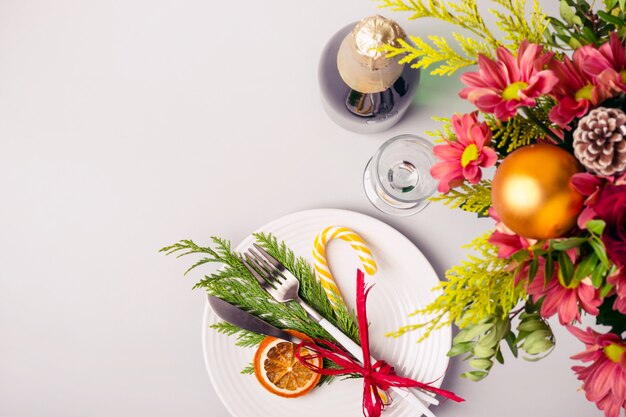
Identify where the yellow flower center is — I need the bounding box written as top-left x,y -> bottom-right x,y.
461,144 -> 479,167
621,70 -> 626,84
502,81 -> 529,101
604,343 -> 625,363
575,84 -> 594,101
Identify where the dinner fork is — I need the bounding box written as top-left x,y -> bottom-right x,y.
242,243 -> 439,416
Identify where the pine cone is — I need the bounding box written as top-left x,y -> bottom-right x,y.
573,107 -> 626,176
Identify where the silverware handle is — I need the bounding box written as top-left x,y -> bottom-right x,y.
299,301 -> 323,322
311,311 -> 438,415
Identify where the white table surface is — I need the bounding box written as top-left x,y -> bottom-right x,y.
0,1 -> 604,416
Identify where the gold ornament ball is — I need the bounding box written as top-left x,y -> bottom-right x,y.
492,144 -> 584,240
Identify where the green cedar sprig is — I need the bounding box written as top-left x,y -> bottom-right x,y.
429,180 -> 492,218
388,233 -> 526,341
161,233 -> 359,383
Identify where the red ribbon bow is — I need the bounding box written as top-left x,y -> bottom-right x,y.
295,269 -> 463,417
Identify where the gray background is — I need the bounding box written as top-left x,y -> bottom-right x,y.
0,0 -> 604,416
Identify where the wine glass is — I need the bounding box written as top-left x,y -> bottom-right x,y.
363,135 -> 437,216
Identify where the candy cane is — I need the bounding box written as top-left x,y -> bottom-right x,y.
312,226 -> 377,307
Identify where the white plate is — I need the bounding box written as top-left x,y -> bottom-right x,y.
202,209 -> 450,417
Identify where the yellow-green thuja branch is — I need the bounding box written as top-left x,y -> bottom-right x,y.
388,233 -> 526,341
382,36 -> 478,76
377,0 -> 551,76
489,0 -> 550,46
378,0 -> 500,46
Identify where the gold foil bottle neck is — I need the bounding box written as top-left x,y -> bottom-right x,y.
353,15 -> 406,70
337,15 -> 406,94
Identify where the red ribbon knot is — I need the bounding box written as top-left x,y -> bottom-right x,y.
295,269 -> 464,417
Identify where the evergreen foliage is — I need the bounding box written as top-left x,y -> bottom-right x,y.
161,234 -> 359,383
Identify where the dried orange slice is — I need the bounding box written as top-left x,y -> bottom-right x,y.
253,330 -> 322,398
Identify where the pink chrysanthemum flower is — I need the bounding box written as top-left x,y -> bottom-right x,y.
527,258 -> 601,325
571,173 -> 626,313
548,48 -> 606,128
568,326 -> 626,417
583,32 -> 626,96
570,172 -> 606,229
429,112 -> 497,193
459,41 -> 558,121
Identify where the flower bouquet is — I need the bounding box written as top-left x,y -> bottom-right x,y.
378,1 -> 626,416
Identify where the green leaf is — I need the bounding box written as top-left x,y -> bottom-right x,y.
523,339 -> 555,355
592,262 -> 609,289
448,341 -> 475,357
568,37 -> 583,49
557,251 -> 575,287
518,319 -> 545,333
528,257 -> 539,282
581,26 -> 598,44
469,358 -> 493,371
505,331 -> 518,358
550,237 -> 586,251
495,348 -> 505,364
575,253 -> 598,283
522,330 -> 553,352
560,0 -> 577,25
453,323 -> 494,344
598,10 -> 625,26
461,370 -> 488,381
586,219 -> 606,236
511,250 -> 530,263
544,258 -> 555,286
473,343 -> 496,358
596,295 -> 626,334
590,237 -> 611,268
601,283 -> 614,298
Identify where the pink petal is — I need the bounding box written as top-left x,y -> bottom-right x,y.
480,147 -> 498,168
496,46 -> 520,83
431,163 -> 464,193
540,291 -> 560,319
463,163 -> 480,182
525,70 -> 559,97
568,325 -> 595,346
518,41 -> 540,80
469,92 -> 502,114
488,230 -> 525,258
460,71 -> 492,88
469,124 -> 487,147
583,48 -> 614,77
577,284 -> 600,315
464,89 -> 502,112
478,54 -> 508,88
493,100 -> 519,121
433,143 -> 463,159
430,160 -> 461,178
557,289 -> 580,325
571,173 -> 603,196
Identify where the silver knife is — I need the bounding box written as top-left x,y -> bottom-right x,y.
207,295 -> 303,345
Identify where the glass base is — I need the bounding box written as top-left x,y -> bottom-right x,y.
363,158 -> 431,216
